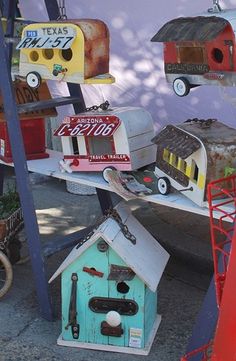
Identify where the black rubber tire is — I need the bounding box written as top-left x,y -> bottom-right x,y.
102,167 -> 117,182
157,177 -> 171,195
26,71 -> 41,89
173,77 -> 190,97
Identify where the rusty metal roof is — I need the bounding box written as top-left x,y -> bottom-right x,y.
152,125 -> 201,159
179,120 -> 236,145
151,16 -> 229,42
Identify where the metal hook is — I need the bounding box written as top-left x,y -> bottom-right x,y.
208,0 -> 222,13
57,0 -> 67,20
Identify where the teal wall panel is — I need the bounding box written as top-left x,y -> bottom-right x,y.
108,248 -> 145,348
61,237 -> 158,350
144,286 -> 157,344
62,238 -> 109,344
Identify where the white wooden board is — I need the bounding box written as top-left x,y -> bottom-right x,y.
102,215 -> 170,292
49,202 -> 170,290
1,149 -> 234,220
57,314 -> 161,355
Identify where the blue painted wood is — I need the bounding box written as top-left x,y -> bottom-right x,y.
0,13 -> 53,320
4,0 -> 17,66
42,226 -> 94,257
96,188 -> 114,215
44,0 -> 60,20
186,277 -> 218,361
185,242 -> 231,360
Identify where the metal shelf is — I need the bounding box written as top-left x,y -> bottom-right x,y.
17,96 -> 83,114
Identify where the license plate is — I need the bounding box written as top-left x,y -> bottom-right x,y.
16,34 -> 75,50
54,116 -> 121,137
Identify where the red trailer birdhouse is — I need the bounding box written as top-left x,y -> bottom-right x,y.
151,7 -> 236,96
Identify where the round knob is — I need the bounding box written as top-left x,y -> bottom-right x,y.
106,311 -> 121,327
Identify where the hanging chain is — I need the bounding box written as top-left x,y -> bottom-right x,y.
109,209 -> 136,245
0,239 -> 7,251
86,100 -> 110,112
184,118 -> 217,128
57,0 -> 67,20
76,209 -> 136,250
208,0 -> 222,12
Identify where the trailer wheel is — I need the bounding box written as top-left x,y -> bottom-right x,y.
173,77 -> 190,97
157,177 -> 171,195
26,71 -> 41,89
103,167 -> 116,182
0,250 -> 13,298
52,69 -> 59,76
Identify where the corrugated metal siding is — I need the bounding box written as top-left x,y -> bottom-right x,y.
151,16 -> 229,42
152,125 -> 201,159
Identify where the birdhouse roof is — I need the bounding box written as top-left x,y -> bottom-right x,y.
151,16 -> 229,42
152,120 -> 236,159
49,203 -> 169,292
152,125 -> 201,159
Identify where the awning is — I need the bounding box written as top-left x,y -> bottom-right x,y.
151,16 -> 230,42
152,125 -> 201,159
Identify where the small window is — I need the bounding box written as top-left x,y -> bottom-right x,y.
179,47 -> 204,64
163,148 -> 170,162
88,137 -> 113,156
72,137 -> 79,155
29,50 -> 39,62
170,153 -> 178,168
61,48 -> 73,61
212,48 -> 224,63
178,159 -> 187,173
190,160 -> 199,183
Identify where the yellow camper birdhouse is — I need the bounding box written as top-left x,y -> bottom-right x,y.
16,20 -> 115,88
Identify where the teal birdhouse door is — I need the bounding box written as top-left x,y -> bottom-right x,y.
61,239 -> 110,345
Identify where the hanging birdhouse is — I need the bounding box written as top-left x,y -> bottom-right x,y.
54,106 -> 156,179
151,5 -> 236,96
16,19 -> 115,88
152,118 -> 236,207
49,203 -> 169,355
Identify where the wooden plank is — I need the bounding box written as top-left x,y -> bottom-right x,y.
107,248 -> 145,348
105,215 -> 170,292
1,149 -> 234,219
61,241 -> 109,344
57,314 -> 161,355
0,80 -> 57,119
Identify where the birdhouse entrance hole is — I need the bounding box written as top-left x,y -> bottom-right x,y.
117,282 -> 130,294
212,48 -> 224,63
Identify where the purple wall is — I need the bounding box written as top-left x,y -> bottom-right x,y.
18,0 -> 236,130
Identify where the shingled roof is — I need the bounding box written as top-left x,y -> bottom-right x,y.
151,16 -> 229,42
152,125 -> 201,159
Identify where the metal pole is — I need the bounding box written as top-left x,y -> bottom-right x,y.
0,10 -> 53,320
